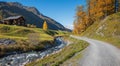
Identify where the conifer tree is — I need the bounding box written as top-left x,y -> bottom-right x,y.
43,20 -> 48,30
73,0 -> 119,35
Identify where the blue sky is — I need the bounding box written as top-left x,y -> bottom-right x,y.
0,0 -> 86,29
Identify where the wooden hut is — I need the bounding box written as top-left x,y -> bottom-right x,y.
3,16 -> 25,26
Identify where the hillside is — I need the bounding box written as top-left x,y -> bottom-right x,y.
0,2 -> 66,30
81,12 -> 120,48
0,24 -> 67,41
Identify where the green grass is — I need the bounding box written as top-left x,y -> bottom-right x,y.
61,51 -> 82,66
81,12 -> 120,48
26,37 -> 88,66
0,24 -> 68,41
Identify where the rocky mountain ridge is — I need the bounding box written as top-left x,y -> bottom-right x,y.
0,2 -> 66,30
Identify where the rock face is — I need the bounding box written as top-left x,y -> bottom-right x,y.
0,2 -> 66,30
0,39 -> 16,45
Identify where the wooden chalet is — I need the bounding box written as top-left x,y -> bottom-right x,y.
3,16 -> 25,26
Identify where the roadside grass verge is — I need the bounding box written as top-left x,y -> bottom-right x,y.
26,37 -> 88,66
90,35 -> 120,48
60,50 -> 82,66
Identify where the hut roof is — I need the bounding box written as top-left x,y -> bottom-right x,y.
4,16 -> 23,20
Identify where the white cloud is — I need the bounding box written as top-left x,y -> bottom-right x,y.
65,24 -> 73,30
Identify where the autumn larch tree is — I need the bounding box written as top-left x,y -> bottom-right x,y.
43,20 -> 48,30
73,6 -> 87,34
73,0 -> 120,35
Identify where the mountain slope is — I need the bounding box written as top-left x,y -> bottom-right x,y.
0,2 -> 65,30
81,12 -> 120,48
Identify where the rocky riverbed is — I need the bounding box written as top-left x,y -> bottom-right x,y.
0,37 -> 69,66
0,39 -> 16,45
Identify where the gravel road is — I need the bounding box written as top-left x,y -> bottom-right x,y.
71,35 -> 120,66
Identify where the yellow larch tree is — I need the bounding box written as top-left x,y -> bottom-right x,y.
43,20 -> 48,30
73,0 -> 119,35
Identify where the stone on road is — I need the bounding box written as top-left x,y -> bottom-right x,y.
71,36 -> 120,66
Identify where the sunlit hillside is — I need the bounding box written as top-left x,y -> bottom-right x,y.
0,24 -> 67,41
81,12 -> 120,48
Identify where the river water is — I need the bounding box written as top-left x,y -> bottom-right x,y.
0,37 -> 68,66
